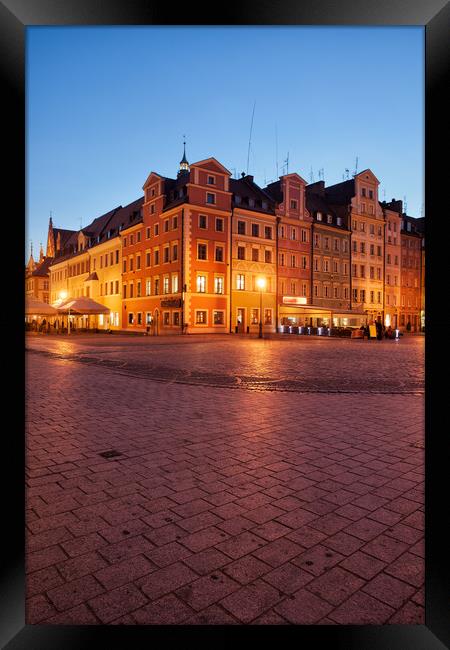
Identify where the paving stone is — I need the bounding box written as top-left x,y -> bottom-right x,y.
384,552 -> 424,588
46,603 -> 100,624
183,548 -> 231,575
223,555 -> 272,585
88,583 -> 148,624
274,588 -> 333,624
132,594 -> 194,624
362,572 -> 416,609
292,545 -> 345,576
306,567 -> 365,605
216,531 -> 266,560
26,594 -> 58,624
94,554 -> 155,590
362,534 -> 409,563
47,574 -> 105,612
252,538 -> 304,568
339,550 -> 387,580
176,571 -> 240,611
329,590 -> 396,624
262,562 -> 314,594
138,562 -> 199,601
184,605 -> 239,624
220,579 -> 282,623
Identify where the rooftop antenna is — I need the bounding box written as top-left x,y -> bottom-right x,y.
345,168 -> 350,180
79,217 -> 83,230
284,152 -> 289,175
420,203 -> 424,218
383,188 -> 386,201
275,124 -> 279,179
403,195 -> 408,214
309,166 -> 314,183
246,100 -> 256,176
353,156 -> 359,177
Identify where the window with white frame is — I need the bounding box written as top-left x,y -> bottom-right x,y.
197,275 -> 206,292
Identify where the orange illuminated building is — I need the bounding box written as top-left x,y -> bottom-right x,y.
122,147 -> 231,334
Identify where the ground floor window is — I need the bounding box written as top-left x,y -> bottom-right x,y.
173,312 -> 180,326
128,312 -> 134,324
145,312 -> 152,325
163,312 -> 170,325
264,309 -> 272,325
195,310 -> 207,324
137,312 -> 142,326
251,308 -> 259,324
99,314 -> 104,326
213,310 -> 224,325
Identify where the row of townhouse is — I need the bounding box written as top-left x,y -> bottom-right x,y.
25,149 -> 425,334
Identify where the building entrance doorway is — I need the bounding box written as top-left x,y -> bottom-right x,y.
237,308 -> 245,333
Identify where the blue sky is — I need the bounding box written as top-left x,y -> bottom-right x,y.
26,26 -> 424,259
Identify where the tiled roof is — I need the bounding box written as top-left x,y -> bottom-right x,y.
230,176 -> 275,214
31,256 -> 53,277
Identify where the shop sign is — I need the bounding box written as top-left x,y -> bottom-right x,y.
161,298 -> 182,308
282,296 -> 307,305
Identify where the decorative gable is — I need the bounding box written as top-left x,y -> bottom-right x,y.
191,158 -> 231,176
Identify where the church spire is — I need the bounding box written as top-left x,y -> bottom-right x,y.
178,136 -> 190,177
39,242 -> 44,263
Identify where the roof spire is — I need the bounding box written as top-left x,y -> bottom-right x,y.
178,136 -> 189,177
39,242 -> 44,262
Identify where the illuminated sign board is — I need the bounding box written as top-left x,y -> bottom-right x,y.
282,296 -> 307,305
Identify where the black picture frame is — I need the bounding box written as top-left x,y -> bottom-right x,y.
2,0 -> 448,647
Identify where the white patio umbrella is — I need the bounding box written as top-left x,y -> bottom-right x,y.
25,297 -> 58,316
56,297 -> 110,334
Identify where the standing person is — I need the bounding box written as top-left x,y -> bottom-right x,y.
376,320 -> 382,340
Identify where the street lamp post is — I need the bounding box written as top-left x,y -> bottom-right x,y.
256,277 -> 266,339
59,290 -> 69,335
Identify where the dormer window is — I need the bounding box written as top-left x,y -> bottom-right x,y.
290,199 -> 297,209
337,217 -> 342,226
262,201 -> 268,210
248,198 -> 255,208
317,212 -> 322,221
207,176 -> 215,185
206,193 -> 215,204
327,214 -> 333,224
235,195 -> 241,204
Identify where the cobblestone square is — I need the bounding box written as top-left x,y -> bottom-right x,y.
25,333 -> 424,625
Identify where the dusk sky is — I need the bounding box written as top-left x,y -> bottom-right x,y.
26,26 -> 424,259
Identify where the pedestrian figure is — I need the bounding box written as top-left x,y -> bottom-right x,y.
376,320 -> 382,340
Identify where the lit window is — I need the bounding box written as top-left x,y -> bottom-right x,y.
197,275 -> 206,292
236,274 -> 245,290
215,277 -> 224,294
196,310 -> 207,324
